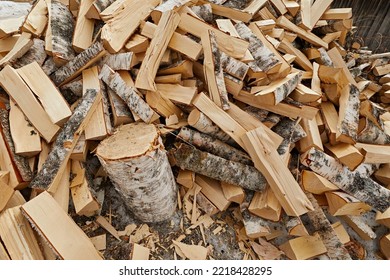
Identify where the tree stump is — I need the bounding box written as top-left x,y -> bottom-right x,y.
96,123 -> 177,223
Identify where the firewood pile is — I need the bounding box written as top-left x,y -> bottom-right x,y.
0,0 -> 389,260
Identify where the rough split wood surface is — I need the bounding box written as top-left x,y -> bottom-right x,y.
0,0 -> 389,260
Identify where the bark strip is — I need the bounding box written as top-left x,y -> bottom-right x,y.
171,143 -> 267,192
303,148 -> 390,212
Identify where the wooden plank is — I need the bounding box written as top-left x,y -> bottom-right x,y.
17,61 -> 72,126
195,175 -> 231,212
178,13 -> 249,59
135,10 -> 180,91
242,127 -> 313,216
72,0 -> 95,52
21,191 -> 103,259
101,0 -> 159,53
9,100 -> 41,157
140,21 -> 201,61
0,65 -> 59,143
276,16 -> 328,49
0,206 -> 44,260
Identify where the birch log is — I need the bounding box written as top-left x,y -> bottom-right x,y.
50,1 -> 76,66
13,39 -> 47,69
96,123 -> 177,223
29,89 -> 101,191
304,192 -> 351,260
177,127 -> 252,165
99,64 -> 159,123
357,118 -> 390,144
235,22 -> 281,74
302,148 -> 390,212
171,143 -> 267,192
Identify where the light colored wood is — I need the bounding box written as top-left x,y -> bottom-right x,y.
283,0 -> 300,16
21,191 -> 102,259
341,215 -> 376,241
72,0 -> 95,52
178,13 -> 249,59
0,171 -> 9,184
52,161 -> 70,212
145,90 -> 183,118
301,170 -> 339,194
373,64 -> 390,76
176,170 -> 195,189
276,16 -> 328,49
327,47 -> 357,86
140,21 -> 201,61
380,234 -> 390,259
90,234 -> 106,251
196,175 -> 231,212
95,216 -> 120,241
325,143 -> 364,171
310,0 -> 333,29
290,83 -> 321,103
326,191 -> 371,216
279,233 -> 327,260
355,143 -> 390,164
0,179 -> 14,212
278,38 -> 313,71
0,35 -> 20,53
235,90 -> 319,120
374,163 -> 390,185
157,60 -> 193,79
242,127 -> 313,216
251,72 -> 302,105
331,222 -> 350,244
225,102 -> 283,148
298,117 -> 324,153
172,240 -> 208,260
9,100 -> 41,157
0,206 -> 44,260
321,8 -> 352,20
299,0 -> 311,30
135,11 -> 180,91
221,182 -> 245,204
101,0 -> 159,53
0,65 -> 60,142
17,61 -> 72,126
156,83 -> 197,105
83,66 -> 109,140
193,92 -> 247,150
130,243 -> 150,260
0,32 -> 32,68
196,191 -> 219,216
70,161 -> 100,217
125,34 -> 149,53
0,241 -> 9,260
376,208 -> 390,228
249,188 -> 282,222
22,0 -> 48,37
320,101 -> 338,145
70,133 -> 88,161
155,74 -> 181,84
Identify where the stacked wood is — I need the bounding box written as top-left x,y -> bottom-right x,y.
0,0 -> 389,261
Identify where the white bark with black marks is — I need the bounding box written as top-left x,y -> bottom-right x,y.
357,118 -> 390,144
99,64 -> 159,123
337,84 -> 360,143
171,143 -> 267,192
29,89 -> 100,190
177,127 -> 252,165
235,22 -> 280,73
302,148 -> 390,212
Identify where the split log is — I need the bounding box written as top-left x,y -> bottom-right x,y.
171,143 -> 267,192
0,206 -> 44,260
326,191 -> 371,216
102,52 -> 137,71
49,1 -> 76,66
0,104 -> 34,184
324,143 -> 363,171
301,170 -> 339,194
0,179 -> 14,212
22,0 -> 48,37
285,216 -> 309,237
86,0 -> 114,19
177,127 -> 252,165
337,84 -> 360,144
202,30 -> 229,110
248,187 -> 282,222
195,175 -> 231,212
0,32 -> 33,68
21,191 -> 103,259
242,127 -> 313,216
135,10 -> 180,91
13,39 -> 47,69
50,41 -> 107,86
380,234 -> 390,259
302,148 -> 390,212
357,118 -> 390,144
29,89 -> 101,191
187,109 -> 235,145
101,0 -> 160,53
235,22 -> 281,74
72,0 -> 95,52
0,2 -> 31,39
241,208 -> 271,239
341,215 -> 376,241
303,192 -> 351,260
99,64 -> 159,123
151,0 -> 193,22
96,123 -> 177,223
279,232 -> 327,260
